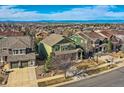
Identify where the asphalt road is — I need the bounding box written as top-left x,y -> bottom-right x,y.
60,67 -> 124,87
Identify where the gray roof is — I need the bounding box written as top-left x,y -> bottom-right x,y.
0,36 -> 32,49
41,34 -> 64,46
7,53 -> 36,62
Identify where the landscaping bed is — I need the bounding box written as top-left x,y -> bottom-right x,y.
38,77 -> 72,87
35,66 -> 64,79
86,64 -> 117,75
111,51 -> 124,58
75,60 -> 105,70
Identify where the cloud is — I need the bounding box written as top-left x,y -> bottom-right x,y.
0,5 -> 124,21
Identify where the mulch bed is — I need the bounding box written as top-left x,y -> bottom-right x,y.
35,66 -> 64,79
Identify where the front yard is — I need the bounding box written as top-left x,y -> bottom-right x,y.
86,64 -> 117,75
35,66 -> 64,79
36,51 -> 124,87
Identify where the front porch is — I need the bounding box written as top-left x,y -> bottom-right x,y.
52,48 -> 84,61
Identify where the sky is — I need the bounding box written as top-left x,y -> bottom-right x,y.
0,5 -> 124,21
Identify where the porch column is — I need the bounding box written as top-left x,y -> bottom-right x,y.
102,47 -> 104,52
0,56 -> 3,63
80,52 -> 83,60
18,61 -> 21,68
76,52 -> 78,60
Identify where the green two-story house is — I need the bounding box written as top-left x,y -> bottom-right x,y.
70,31 -> 108,58
38,34 -> 83,61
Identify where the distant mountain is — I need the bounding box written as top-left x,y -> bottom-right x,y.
0,20 -> 124,24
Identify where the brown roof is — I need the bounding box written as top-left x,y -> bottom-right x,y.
99,30 -> 113,38
41,34 -> 64,46
77,31 -> 105,41
8,53 -> 35,62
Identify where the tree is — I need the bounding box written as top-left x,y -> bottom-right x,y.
34,38 -> 41,53
44,55 -> 52,72
108,40 -> 113,53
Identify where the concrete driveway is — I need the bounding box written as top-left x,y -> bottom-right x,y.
7,67 -> 38,87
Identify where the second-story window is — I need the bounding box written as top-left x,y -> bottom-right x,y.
13,49 -> 25,55
14,50 -> 18,54
20,49 -> 25,54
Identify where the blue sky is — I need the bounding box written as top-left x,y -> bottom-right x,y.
0,5 -> 124,21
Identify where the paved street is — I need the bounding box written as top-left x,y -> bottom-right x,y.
61,67 -> 124,87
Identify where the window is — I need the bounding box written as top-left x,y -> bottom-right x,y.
81,40 -> 83,43
20,49 -> 25,54
20,49 -> 23,54
54,45 -> 60,51
13,50 -> 16,54
13,49 -> 26,55
3,48 -> 7,50
15,50 -> 18,54
9,49 -> 12,54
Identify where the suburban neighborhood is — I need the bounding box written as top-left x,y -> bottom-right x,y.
0,23 -> 124,87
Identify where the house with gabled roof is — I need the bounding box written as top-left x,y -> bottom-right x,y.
38,34 -> 83,62
70,31 -> 108,58
0,36 -> 36,69
96,30 -> 121,51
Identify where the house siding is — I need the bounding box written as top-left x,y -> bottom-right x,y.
39,42 -> 52,59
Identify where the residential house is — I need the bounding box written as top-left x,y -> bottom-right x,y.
70,31 -> 108,58
96,30 -> 121,51
109,30 -> 124,51
0,36 -> 36,69
35,31 -> 49,41
38,34 -> 83,63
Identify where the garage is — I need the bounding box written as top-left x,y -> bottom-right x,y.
11,62 -> 19,69
21,61 -> 28,68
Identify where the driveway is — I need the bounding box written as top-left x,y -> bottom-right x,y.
6,67 -> 38,87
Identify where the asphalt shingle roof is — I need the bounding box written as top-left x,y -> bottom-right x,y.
0,36 -> 32,48
8,53 -> 35,62
41,34 -> 64,46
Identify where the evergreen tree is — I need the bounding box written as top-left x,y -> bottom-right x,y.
108,40 -> 113,53
44,55 -> 52,72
